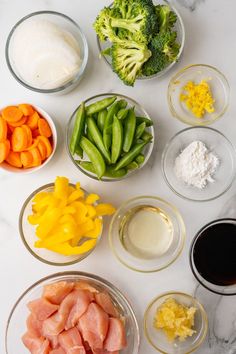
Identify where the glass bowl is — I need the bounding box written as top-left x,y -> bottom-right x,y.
162,127 -> 236,201
5,11 -> 88,95
144,292 -> 208,354
19,183 -> 102,266
190,218 -> 236,296
97,1 -> 185,82
0,105 -> 57,174
109,196 -> 185,272
5,271 -> 140,354
168,64 -> 230,125
66,93 -> 155,182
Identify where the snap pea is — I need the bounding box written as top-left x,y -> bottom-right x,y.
69,102 -> 86,157
117,108 -> 129,120
115,141 -> 147,171
80,137 -> 105,179
86,130 -> 94,144
87,116 -> 111,163
123,108 -> 136,152
135,122 -> 146,140
86,96 -> 117,116
141,131 -> 153,142
127,161 -> 139,170
111,116 -> 123,164
136,116 -> 153,127
77,161 -> 127,178
97,109 -> 107,132
103,100 -> 125,151
136,154 -> 145,165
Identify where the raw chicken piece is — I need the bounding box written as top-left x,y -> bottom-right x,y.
74,281 -> 98,293
65,290 -> 94,329
59,327 -> 86,354
22,332 -> 51,354
26,313 -> 43,337
42,312 -> 65,337
104,318 -> 127,352
78,303 -> 109,350
50,348 -> 66,354
43,281 -> 75,305
95,293 -> 118,318
28,298 -> 59,321
47,334 -> 59,349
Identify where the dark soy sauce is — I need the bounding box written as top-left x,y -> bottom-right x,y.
193,221 -> 236,286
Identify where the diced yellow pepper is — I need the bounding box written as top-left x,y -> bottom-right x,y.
95,203 -> 116,216
86,205 -> 96,218
62,206 -> 76,215
85,194 -> 100,205
35,208 -> 62,239
68,189 -> 85,204
44,239 -> 97,255
85,218 -> 102,238
54,176 -> 69,200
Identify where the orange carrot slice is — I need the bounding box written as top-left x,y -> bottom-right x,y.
0,140 -> 10,163
38,118 -> 52,138
32,129 -> 40,138
27,111 -> 40,130
6,151 -> 22,168
38,136 -> 52,158
22,124 -> 32,147
0,116 -> 7,142
8,124 -> 15,134
11,126 -> 28,152
37,140 -> 47,160
20,151 -> 33,168
18,104 -> 34,116
29,147 -> 42,167
2,106 -> 23,123
8,116 -> 27,127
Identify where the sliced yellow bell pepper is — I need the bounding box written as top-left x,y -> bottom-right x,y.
85,194 -> 100,205
44,239 -> 97,255
95,203 -> 116,216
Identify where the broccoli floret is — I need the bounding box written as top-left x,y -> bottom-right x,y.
111,40 -> 151,86
141,45 -> 167,76
93,7 -> 119,42
151,31 -> 180,61
155,5 -> 177,33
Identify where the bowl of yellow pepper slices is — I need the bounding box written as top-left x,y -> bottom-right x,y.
19,176 -> 115,265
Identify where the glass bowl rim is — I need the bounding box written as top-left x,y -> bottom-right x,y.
5,10 -> 89,93
161,126 -> 236,202
18,183 -> 100,266
5,270 -> 140,354
109,195 -> 186,273
96,0 -> 185,81
143,291 -> 208,354
189,217 -> 236,296
167,63 -> 230,126
66,92 -> 155,182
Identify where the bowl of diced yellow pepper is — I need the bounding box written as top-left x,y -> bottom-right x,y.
19,176 -> 115,266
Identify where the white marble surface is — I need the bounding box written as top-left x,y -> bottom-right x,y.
0,0 -> 236,353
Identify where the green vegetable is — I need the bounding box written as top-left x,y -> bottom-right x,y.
87,116 -> 111,163
103,99 -> 125,150
123,108 -> 136,152
135,122 -> 146,140
77,161 -> 127,178
111,116 -> 123,164
127,161 -> 139,170
136,116 -> 153,126
117,108 -> 129,120
115,141 -> 147,170
87,130 -> 94,144
155,4 -> 177,33
80,137 -> 106,179
86,96 -> 117,116
141,131 -> 153,142
69,102 -> 86,157
136,153 -> 145,165
97,109 -> 107,132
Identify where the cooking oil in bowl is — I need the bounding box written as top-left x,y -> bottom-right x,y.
119,205 -> 174,260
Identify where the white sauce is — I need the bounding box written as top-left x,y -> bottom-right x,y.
10,18 -> 82,89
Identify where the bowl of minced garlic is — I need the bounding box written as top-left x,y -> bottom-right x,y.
168,64 -> 229,126
144,292 -> 208,354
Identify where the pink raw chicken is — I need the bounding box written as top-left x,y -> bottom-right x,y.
28,298 -> 59,321
43,281 -> 75,305
59,327 -> 86,354
94,293 -> 118,318
22,332 -> 51,354
74,281 -> 98,293
78,303 -> 109,350
50,348 -> 66,354
26,313 -> 43,337
104,318 -> 127,352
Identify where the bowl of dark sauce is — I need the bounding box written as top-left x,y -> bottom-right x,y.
190,219 -> 236,295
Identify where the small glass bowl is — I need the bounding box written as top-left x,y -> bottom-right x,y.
0,105 -> 57,174
19,183 -> 102,266
109,196 -> 185,272
162,127 -> 236,201
66,93 -> 154,182
5,271 -> 140,354
97,0 -> 185,82
168,64 -> 230,125
5,11 -> 88,95
190,218 -> 236,296
144,292 -> 208,354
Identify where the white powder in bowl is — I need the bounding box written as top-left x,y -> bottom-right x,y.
174,141 -> 219,189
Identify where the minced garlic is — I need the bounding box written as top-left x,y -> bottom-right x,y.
154,298 -> 196,342
180,80 -> 215,118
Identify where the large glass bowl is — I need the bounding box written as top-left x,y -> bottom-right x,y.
5,271 -> 140,354
97,1 -> 185,82
5,11 -> 88,95
19,183 -> 102,266
66,93 -> 155,181
144,292 -> 208,354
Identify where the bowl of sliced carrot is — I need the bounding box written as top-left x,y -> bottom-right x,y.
0,103 -> 56,173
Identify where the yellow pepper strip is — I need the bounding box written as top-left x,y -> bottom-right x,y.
62,206 -> 76,215
59,214 -> 77,225
54,176 -> 69,200
68,186 -> 76,194
35,208 -> 62,239
44,239 -> 97,256
85,194 -> 100,205
71,201 -> 88,224
95,203 -> 116,216
68,189 -> 85,203
70,219 -> 94,246
75,182 -> 81,190
85,218 -> 102,239
32,191 -> 48,204
86,205 -> 96,218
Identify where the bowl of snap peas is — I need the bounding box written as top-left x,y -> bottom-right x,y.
66,93 -> 155,181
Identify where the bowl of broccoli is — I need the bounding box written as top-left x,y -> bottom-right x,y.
94,0 -> 185,86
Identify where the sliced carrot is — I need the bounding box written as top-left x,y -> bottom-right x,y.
0,116 -> 7,142
8,124 -> 15,134
32,129 -> 40,138
27,111 -> 40,130
8,116 -> 27,127
11,126 -> 28,152
20,151 -> 33,168
29,147 -> 42,167
6,151 -> 22,168
37,140 -> 47,160
0,140 -> 10,163
21,124 -> 32,147
27,138 -> 39,151
18,104 -> 34,116
38,118 -> 52,138
38,136 -> 52,158
2,106 -> 23,123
